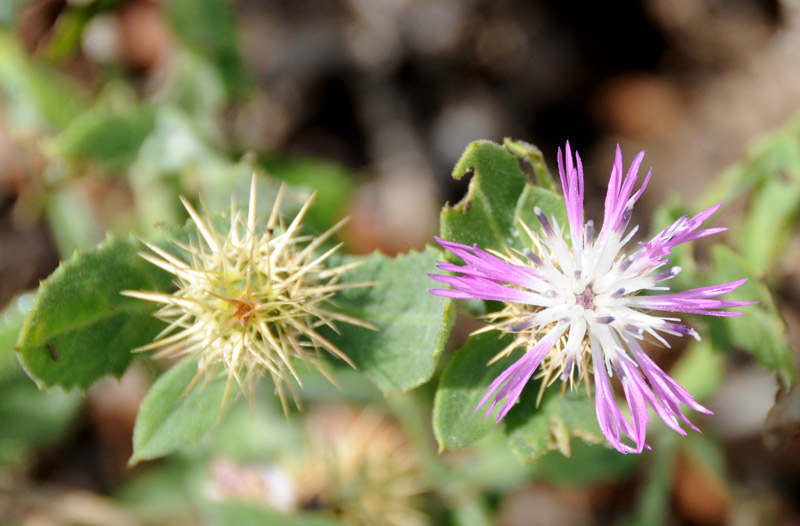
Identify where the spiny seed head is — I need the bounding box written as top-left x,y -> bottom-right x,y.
123,176 -> 374,413
292,405 -> 426,526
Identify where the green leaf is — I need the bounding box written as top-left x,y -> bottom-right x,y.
669,339 -> 724,403
706,245 -> 796,386
167,0 -> 247,98
131,360 -> 228,464
49,106 -> 157,170
260,155 -> 355,234
0,293 -> 34,381
626,435 -> 679,526
16,235 -> 173,390
0,34 -> 86,131
503,385 -> 604,463
323,247 -> 454,392
503,137 -> 557,191
40,9 -> 88,63
440,140 -> 528,252
0,373 -> 82,466
204,501 -> 343,526
531,439 -> 638,487
433,332 -> 516,450
739,176 -> 800,273
698,123 -> 800,211
513,184 -> 567,240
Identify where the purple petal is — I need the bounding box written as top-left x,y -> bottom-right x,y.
592,353 -> 638,454
600,147 -> 648,239
635,202 -> 726,269
632,279 -> 756,316
475,325 -> 565,422
558,142 -> 585,245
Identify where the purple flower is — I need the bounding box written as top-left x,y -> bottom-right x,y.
430,142 -> 753,453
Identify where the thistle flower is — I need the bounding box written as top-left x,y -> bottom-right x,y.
429,143 -> 753,453
123,176 -> 373,411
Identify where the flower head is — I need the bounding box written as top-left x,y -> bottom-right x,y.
123,176 -> 373,412
292,405 -> 426,526
430,143 -> 753,453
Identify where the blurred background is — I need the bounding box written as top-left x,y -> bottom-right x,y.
1,0 -> 800,525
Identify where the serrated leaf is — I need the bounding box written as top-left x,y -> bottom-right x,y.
131,360 -> 228,464
441,139 -> 567,253
707,245 -> 796,385
440,140 -> 529,252
323,247 -> 454,392
503,137 -> 557,191
204,501 -> 343,526
50,106 -> 157,170
433,332 -> 516,450
503,385 -> 604,463
16,236 -> 173,390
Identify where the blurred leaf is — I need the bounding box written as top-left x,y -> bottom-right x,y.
204,501 -> 343,526
0,34 -> 86,131
16,235 -> 173,390
739,176 -> 800,274
699,121 -> 800,211
114,455 -> 203,518
0,373 -> 82,465
458,432 -> 535,491
163,48 -> 227,131
294,366 -> 381,404
682,433 -> 727,480
531,439 -> 638,487
699,118 -> 800,275
0,292 -> 34,381
323,248 -> 454,392
625,435 -> 678,526
46,181 -> 104,255
210,393 -> 303,462
440,140 -> 527,253
433,332 -> 516,450
503,385 -> 604,463
49,106 -> 157,170
670,339 -> 724,403
40,9 -> 88,63
167,0 -> 247,98
131,360 -> 228,464
706,245 -> 796,386
260,155 -> 356,234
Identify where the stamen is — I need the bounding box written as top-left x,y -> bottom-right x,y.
523,249 -> 544,266
534,207 -> 555,237
585,220 -> 595,245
